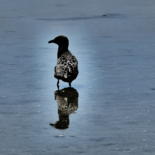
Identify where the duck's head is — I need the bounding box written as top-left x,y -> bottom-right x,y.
48,35 -> 69,48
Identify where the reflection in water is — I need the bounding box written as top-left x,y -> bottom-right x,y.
50,87 -> 79,129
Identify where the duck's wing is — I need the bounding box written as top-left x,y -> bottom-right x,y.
55,54 -> 78,79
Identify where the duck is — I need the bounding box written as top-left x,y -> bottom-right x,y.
48,35 -> 78,89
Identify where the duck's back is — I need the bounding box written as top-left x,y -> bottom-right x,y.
54,51 -> 78,82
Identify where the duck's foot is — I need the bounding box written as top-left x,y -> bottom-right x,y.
69,82 -> 71,87
57,80 -> 60,90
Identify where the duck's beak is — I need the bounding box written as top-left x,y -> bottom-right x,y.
48,39 -> 55,44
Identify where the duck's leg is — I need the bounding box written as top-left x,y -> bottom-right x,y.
69,82 -> 71,87
57,79 -> 60,90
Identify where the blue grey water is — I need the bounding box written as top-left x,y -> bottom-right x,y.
0,0 -> 155,154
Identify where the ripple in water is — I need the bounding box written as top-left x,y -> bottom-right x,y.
36,13 -> 125,22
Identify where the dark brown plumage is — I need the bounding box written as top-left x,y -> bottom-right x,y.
48,35 -> 78,89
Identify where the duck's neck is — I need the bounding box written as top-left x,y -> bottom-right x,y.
58,45 -> 68,58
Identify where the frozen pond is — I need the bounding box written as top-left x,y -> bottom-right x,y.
0,0 -> 155,154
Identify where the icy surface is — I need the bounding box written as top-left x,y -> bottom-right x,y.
0,0 -> 155,154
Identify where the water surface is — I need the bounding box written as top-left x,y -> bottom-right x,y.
0,0 -> 155,154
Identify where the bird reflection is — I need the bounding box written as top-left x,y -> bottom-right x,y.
50,87 -> 79,129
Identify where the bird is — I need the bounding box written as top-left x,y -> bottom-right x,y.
48,35 -> 78,89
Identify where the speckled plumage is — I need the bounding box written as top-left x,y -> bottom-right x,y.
54,51 -> 78,81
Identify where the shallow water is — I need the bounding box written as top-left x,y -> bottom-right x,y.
0,0 -> 155,154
